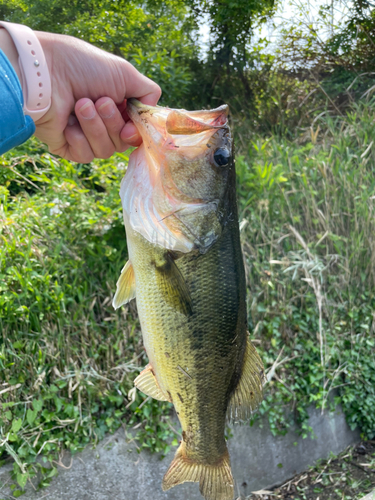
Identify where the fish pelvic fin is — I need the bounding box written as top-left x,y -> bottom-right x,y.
112,260 -> 136,310
162,442 -> 234,500
227,338 -> 266,422
134,364 -> 171,402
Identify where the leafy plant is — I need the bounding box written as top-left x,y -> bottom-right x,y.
0,145 -> 178,492
236,98 -> 375,441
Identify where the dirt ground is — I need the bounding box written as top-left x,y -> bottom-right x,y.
247,441 -> 375,500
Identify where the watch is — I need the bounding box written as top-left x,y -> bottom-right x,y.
0,21 -> 51,122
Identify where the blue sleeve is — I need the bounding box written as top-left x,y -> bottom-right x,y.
0,49 -> 35,155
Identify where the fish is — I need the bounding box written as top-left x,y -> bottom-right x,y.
113,99 -> 265,500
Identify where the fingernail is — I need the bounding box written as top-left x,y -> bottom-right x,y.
126,134 -> 139,143
68,115 -> 77,126
98,100 -> 115,119
79,102 -> 95,119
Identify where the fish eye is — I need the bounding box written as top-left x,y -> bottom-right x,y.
213,148 -> 230,167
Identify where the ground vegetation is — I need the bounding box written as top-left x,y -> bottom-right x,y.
1,0 -> 375,496
248,441 -> 375,500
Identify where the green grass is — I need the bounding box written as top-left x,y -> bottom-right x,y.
235,98 -> 375,438
0,142 -> 177,493
1,99 -> 375,494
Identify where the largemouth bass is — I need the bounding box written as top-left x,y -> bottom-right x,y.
113,99 -> 265,500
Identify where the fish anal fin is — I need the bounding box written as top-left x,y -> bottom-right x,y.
112,260 -> 136,310
162,442 -> 234,500
134,364 -> 171,402
154,251 -> 192,316
227,338 -> 266,422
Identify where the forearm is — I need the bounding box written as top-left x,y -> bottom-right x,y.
0,27 -> 21,81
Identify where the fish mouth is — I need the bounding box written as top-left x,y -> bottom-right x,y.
127,99 -> 229,145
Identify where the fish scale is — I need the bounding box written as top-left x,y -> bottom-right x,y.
128,218 -> 245,465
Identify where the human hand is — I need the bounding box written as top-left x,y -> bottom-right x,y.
67,96 -> 144,162
33,32 -> 161,162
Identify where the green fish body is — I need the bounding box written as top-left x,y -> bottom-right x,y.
114,100 -> 265,500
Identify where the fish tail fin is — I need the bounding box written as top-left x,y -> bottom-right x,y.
162,442 -> 234,500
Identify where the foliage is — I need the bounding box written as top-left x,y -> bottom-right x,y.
236,98 -> 375,441
272,0 -> 375,118
0,144 -> 177,492
323,0 -> 375,73
2,99 -> 375,494
191,0 -> 275,67
0,0 -> 198,107
248,441 -> 375,500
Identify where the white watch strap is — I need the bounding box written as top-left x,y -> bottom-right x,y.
0,21 -> 51,122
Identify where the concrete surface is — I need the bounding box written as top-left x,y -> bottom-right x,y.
0,405 -> 360,500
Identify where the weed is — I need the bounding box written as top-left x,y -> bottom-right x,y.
0,145 -> 177,491
237,98 -> 375,440
248,441 -> 375,499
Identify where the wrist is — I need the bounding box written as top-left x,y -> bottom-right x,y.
0,27 -> 21,81
33,31 -> 54,72
0,22 -> 51,122
33,31 -> 77,126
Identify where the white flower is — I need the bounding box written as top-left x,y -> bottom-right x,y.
50,198 -> 70,215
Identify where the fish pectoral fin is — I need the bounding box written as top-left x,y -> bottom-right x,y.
154,252 -> 192,316
227,339 -> 266,422
112,260 -> 136,310
162,442 -> 234,500
134,364 -> 171,402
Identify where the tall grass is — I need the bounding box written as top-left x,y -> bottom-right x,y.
235,98 -> 375,438
0,143 -> 175,493
237,103 -> 375,287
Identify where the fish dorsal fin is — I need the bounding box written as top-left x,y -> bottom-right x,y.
112,260 -> 136,310
134,364 -> 171,402
154,252 -> 193,316
227,339 -> 266,422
